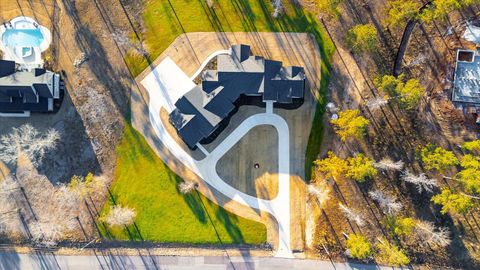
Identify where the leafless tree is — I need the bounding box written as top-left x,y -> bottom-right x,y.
374,158 -> 404,171
110,30 -> 147,56
339,203 -> 365,227
413,220 -> 451,248
401,171 -> 438,193
0,210 -> 23,237
326,102 -> 339,114
178,180 -> 198,194
272,0 -> 284,18
101,205 -> 136,228
308,184 -> 330,208
0,124 -> 60,166
73,53 -> 88,67
68,174 -> 105,201
368,190 -> 402,215
13,157 -> 79,242
366,97 -> 389,110
29,220 -> 65,247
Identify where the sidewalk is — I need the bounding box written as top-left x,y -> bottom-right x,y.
0,252 -> 406,270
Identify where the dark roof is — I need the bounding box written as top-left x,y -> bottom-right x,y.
170,44 -> 306,148
0,60 -> 15,78
0,60 -> 59,113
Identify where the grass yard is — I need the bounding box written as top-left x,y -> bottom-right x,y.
99,124 -> 266,244
126,0 -> 334,78
103,0 -> 335,244
125,0 -> 335,180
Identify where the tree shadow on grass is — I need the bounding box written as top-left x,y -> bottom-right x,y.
173,176 -> 207,224
214,205 -> 244,244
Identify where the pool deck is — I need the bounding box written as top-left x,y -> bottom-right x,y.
0,16 -> 51,68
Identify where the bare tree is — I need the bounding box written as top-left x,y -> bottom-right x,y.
0,124 -> 60,166
110,30 -> 147,57
101,205 -> 136,228
401,171 -> 438,193
369,190 -> 402,215
272,0 -> 284,18
374,158 -> 404,171
308,184 -> 330,208
365,97 -> 389,110
29,220 -> 65,247
73,53 -> 88,67
339,203 -> 365,226
0,210 -> 23,237
68,173 -> 105,201
178,180 -> 198,194
413,220 -> 451,248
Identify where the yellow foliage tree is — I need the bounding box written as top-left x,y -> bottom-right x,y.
346,154 -> 377,182
375,239 -> 410,266
331,109 -> 369,142
314,151 -> 348,180
421,144 -> 459,172
346,234 -> 372,259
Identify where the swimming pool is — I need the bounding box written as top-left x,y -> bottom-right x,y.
2,29 -> 44,48
0,16 -> 51,68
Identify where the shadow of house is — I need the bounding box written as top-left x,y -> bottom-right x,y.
37,87 -> 101,184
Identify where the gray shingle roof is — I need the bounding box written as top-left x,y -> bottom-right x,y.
0,60 -> 59,113
170,44 -> 306,149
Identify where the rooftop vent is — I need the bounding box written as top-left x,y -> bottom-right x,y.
457,50 -> 475,62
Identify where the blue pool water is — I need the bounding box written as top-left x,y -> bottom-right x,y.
2,29 -> 44,48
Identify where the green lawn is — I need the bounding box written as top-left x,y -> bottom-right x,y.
126,0 -> 334,78
126,0 -> 335,180
99,124 -> 266,244
103,0 -> 335,243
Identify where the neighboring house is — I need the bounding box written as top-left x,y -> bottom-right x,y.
452,49 -> 480,123
170,44 -> 306,149
0,59 -> 61,116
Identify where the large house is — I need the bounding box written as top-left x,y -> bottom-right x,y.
0,59 -> 61,115
170,44 -> 306,149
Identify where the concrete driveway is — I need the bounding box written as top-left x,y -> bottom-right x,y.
146,78 -> 293,257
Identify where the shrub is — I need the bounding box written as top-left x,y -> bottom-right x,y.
346,234 -> 372,259
375,239 -> 410,266
331,109 -> 369,142
346,154 -> 377,182
314,151 -> 348,179
386,0 -> 421,28
431,188 -> 474,215
421,144 -> 459,172
346,24 -> 378,53
383,216 -> 415,237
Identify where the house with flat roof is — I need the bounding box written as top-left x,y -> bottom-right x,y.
0,59 -> 61,116
170,44 -> 306,149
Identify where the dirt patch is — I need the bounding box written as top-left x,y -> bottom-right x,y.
0,0 -> 136,242
217,125 -> 279,200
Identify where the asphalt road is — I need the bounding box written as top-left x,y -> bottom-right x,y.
0,252 -> 405,270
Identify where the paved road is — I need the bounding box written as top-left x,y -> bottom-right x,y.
0,252 -> 403,270
143,56 -> 294,257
